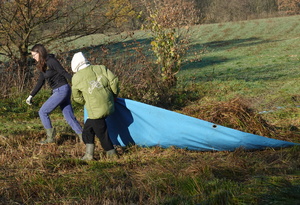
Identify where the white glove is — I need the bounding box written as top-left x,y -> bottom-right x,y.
26,95 -> 33,105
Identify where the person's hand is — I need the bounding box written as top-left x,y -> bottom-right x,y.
26,95 -> 33,105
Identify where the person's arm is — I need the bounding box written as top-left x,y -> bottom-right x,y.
71,75 -> 85,105
30,72 -> 45,97
103,65 -> 119,96
26,72 -> 45,105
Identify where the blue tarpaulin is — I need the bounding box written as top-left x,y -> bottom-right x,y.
84,98 -> 298,151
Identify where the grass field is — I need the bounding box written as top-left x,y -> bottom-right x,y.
180,15 -> 300,107
1,15 -> 300,204
63,15 -> 300,111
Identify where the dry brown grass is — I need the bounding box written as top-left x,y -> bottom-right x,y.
180,97 -> 278,138
1,131 -> 299,204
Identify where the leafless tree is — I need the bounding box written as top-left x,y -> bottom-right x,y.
0,0 -> 135,92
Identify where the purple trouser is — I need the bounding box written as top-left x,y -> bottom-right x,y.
39,84 -> 82,134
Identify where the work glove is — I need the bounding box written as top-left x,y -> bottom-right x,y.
26,95 -> 33,105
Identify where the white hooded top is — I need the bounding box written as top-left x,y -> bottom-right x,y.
71,52 -> 90,73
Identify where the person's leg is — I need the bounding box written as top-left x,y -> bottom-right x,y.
38,89 -> 63,144
92,118 -> 114,151
38,127 -> 56,144
81,119 -> 96,160
39,92 -> 62,129
91,118 -> 117,159
59,85 -> 83,136
82,119 -> 96,144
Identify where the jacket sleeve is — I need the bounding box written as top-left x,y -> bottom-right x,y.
30,72 -> 45,97
103,66 -> 119,96
71,75 -> 85,105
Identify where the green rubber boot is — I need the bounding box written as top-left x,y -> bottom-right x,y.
106,149 -> 118,159
39,128 -> 56,144
81,144 -> 95,161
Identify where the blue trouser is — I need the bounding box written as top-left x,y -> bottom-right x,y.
39,84 -> 82,134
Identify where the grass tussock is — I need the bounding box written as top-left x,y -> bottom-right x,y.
180,97 -> 277,138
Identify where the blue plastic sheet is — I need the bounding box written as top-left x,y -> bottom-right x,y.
84,98 -> 298,151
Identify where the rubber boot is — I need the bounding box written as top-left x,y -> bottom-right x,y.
77,133 -> 83,143
81,144 -> 95,161
39,128 -> 56,144
106,149 -> 118,159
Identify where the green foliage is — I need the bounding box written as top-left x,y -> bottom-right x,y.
147,13 -> 183,87
143,12 -> 187,88
140,0 -> 199,88
106,0 -> 137,27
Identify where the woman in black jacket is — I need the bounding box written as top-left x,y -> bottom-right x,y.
26,44 -> 83,144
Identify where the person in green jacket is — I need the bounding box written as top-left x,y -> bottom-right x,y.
71,52 -> 119,160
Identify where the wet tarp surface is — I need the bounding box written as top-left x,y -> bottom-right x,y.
84,98 -> 298,151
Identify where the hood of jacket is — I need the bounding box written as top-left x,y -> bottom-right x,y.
71,52 -> 90,73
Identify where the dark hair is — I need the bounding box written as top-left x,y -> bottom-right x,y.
31,44 -> 48,72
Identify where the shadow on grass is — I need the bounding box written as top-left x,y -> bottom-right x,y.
56,134 -> 79,145
181,37 -> 283,79
257,177 -> 300,205
65,36 -> 277,70
183,63 -> 291,82
193,37 -> 280,52
67,37 -> 152,59
182,56 -> 236,70
62,36 -> 285,83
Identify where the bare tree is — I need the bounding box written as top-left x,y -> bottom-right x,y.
193,0 -> 279,23
0,0 -> 135,92
278,0 -> 300,15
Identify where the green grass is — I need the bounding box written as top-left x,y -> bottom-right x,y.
178,16 -> 300,110
1,15 -> 300,204
62,15 -> 300,111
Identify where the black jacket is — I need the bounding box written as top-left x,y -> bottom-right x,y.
30,54 -> 72,97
